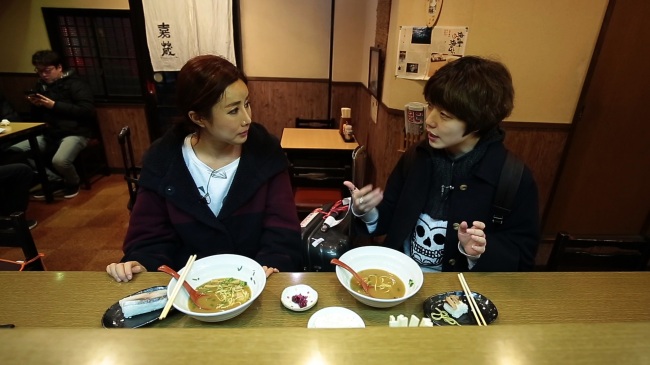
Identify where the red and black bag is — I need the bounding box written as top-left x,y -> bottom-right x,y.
300,199 -> 352,272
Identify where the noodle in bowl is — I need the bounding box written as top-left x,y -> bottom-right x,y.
335,246 -> 423,308
166,254 -> 266,322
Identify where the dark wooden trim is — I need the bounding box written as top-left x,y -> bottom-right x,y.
501,122 -> 571,130
233,0 -> 243,70
0,72 -> 35,77
128,0 -> 158,142
387,104 -> 573,130
332,81 -> 363,87
327,0 -> 335,120
247,77 -> 330,83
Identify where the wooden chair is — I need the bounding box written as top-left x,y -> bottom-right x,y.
75,120 -> 110,190
292,145 -> 366,219
0,212 -> 45,271
117,126 -> 141,211
547,232 -> 650,271
295,118 -> 336,129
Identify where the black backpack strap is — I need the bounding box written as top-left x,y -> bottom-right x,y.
492,151 -> 524,225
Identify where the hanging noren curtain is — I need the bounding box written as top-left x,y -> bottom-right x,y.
142,0 -> 235,71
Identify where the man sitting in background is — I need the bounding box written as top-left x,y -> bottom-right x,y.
10,50 -> 96,199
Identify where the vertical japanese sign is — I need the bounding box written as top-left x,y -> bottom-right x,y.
142,0 -> 235,71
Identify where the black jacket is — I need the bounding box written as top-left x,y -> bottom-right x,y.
368,137 -> 540,272
122,123 -> 303,272
31,70 -> 96,139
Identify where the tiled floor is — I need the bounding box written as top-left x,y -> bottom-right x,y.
0,174 -> 129,271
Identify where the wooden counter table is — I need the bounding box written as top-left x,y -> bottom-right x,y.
281,127 -> 358,150
1,271 -> 649,328
1,323 -> 650,364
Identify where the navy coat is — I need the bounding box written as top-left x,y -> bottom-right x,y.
122,123 -> 303,272
371,138 -> 540,271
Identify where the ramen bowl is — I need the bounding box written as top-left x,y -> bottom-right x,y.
166,254 -> 266,322
335,246 -> 423,308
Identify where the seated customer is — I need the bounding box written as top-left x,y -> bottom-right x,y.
106,55 -> 302,282
345,56 -> 540,272
10,50 -> 96,199
0,163 -> 37,229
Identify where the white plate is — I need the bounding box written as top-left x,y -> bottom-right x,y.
307,307 -> 365,328
281,284 -> 318,312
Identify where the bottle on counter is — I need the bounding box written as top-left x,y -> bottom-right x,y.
343,124 -> 354,142
340,107 -> 352,141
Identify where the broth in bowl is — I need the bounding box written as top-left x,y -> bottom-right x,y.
188,277 -> 252,313
350,269 -> 405,299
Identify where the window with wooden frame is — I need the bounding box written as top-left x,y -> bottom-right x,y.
41,8 -> 143,102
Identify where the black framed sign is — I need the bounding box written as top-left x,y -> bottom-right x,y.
368,47 -> 383,99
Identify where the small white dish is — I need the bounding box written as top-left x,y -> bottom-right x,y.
307,307 -> 365,328
281,284 -> 318,312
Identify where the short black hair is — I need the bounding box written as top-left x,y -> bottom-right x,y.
423,56 -> 514,136
32,50 -> 63,68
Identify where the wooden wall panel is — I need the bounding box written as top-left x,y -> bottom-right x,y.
0,73 -> 39,118
331,82 -> 361,133
247,79 -> 330,139
502,123 -> 569,216
96,105 -> 149,170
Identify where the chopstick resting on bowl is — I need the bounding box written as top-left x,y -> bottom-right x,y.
457,273 -> 487,326
159,254 -> 197,320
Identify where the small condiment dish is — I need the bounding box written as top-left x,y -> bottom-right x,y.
281,284 -> 318,312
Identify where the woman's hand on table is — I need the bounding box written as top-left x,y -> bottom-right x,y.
458,221 -> 487,257
106,261 -> 147,282
263,266 -> 279,278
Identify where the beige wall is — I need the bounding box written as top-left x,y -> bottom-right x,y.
383,0 -> 608,123
240,0 -> 377,82
1,0 -> 608,125
240,0 -> 332,78
332,0 -> 377,83
0,0 -> 128,72
0,0 -> 376,81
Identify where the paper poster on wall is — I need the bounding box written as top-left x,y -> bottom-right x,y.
395,26 -> 468,80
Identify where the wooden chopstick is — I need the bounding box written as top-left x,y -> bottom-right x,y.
457,273 -> 487,326
159,254 -> 196,320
